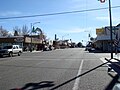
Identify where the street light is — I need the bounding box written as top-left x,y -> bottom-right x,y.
84,30 -> 91,41
30,22 -> 40,52
31,22 -> 40,32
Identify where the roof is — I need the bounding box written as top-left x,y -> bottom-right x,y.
116,23 -> 120,27
0,36 -> 24,39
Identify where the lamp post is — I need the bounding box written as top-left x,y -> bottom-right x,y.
30,22 -> 40,52
84,30 -> 91,41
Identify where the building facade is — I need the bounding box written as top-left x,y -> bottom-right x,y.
95,24 -> 120,52
0,35 -> 43,51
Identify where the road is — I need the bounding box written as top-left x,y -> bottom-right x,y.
0,48 -> 117,90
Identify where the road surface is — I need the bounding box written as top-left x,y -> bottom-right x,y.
0,48 -> 117,90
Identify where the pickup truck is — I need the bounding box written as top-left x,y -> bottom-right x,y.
0,45 -> 22,57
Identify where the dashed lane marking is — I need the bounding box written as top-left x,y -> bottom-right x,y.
72,60 -> 84,90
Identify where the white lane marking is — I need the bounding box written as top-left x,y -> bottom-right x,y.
72,60 -> 84,90
36,61 -> 45,66
100,57 -> 107,63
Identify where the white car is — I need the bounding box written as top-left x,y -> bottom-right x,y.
0,45 -> 22,57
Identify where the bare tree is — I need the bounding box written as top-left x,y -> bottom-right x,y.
0,26 -> 9,36
13,25 -> 30,36
22,25 -> 30,35
13,26 -> 21,36
14,30 -> 19,36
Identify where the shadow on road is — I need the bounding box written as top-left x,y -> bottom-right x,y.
10,58 -> 118,90
49,61 -> 109,90
105,73 -> 120,90
10,81 -> 55,90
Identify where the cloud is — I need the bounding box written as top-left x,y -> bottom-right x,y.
59,28 -> 84,33
96,16 -> 109,21
58,27 -> 95,34
0,11 -> 22,16
96,16 -> 120,23
70,0 -> 86,9
71,0 -> 81,3
8,30 -> 14,35
0,21 -> 6,24
112,17 -> 120,23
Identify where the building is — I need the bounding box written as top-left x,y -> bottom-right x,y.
53,39 -> 71,49
0,35 -> 43,51
0,36 -> 24,48
95,24 -> 120,52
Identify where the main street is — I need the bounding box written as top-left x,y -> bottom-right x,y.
0,48 -> 116,90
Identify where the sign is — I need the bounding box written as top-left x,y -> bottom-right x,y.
98,0 -> 106,3
100,0 -> 105,3
14,38 -> 24,42
96,28 -> 104,35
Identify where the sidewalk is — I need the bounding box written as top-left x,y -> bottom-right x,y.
99,53 -> 120,66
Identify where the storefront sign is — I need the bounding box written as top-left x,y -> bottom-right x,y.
96,28 -> 104,35
14,38 -> 24,42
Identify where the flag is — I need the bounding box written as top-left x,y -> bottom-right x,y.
114,39 -> 119,47
114,34 -> 119,54
114,34 -> 119,46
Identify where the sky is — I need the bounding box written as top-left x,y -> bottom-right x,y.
0,0 -> 120,45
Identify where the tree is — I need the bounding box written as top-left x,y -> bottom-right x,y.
77,42 -> 82,47
13,25 -> 30,36
22,25 -> 30,35
13,26 -> 21,36
14,30 -> 19,36
90,37 -> 94,41
0,26 -> 9,36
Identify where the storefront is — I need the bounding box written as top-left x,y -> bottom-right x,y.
0,36 -> 24,48
0,35 -> 43,51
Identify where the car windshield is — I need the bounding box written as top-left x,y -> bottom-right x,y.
3,46 -> 12,49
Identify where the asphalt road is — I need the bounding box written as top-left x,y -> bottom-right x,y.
0,48 -> 117,90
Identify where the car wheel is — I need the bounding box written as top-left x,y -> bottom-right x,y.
9,52 -> 13,57
18,52 -> 21,56
0,55 -> 3,57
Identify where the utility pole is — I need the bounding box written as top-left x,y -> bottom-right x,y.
108,0 -> 113,59
30,23 -> 33,52
30,22 -> 40,52
99,0 -> 113,59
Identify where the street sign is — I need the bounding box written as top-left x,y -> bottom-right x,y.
98,0 -> 106,3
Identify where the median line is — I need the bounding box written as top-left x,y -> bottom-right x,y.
72,59 -> 84,90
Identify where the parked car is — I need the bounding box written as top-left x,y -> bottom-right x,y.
43,45 -> 49,51
0,45 -> 22,57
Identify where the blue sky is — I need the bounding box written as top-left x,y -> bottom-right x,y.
0,0 -> 120,45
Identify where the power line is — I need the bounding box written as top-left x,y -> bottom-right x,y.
0,5 -> 120,20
